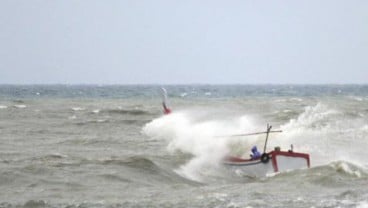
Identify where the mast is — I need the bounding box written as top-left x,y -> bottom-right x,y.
263,124 -> 273,153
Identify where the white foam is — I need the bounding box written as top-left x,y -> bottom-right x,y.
290,98 -> 303,102
68,115 -> 77,120
348,96 -> 364,101
331,161 -> 362,178
281,103 -> 339,131
0,105 -> 8,109
278,103 -> 368,168
72,107 -> 85,111
14,104 -> 27,108
143,111 -> 260,182
92,109 -> 100,114
361,125 -> 368,132
180,93 -> 188,97
357,201 -> 368,208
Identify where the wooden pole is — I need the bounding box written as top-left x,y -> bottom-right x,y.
263,124 -> 273,153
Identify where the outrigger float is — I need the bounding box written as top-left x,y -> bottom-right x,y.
223,124 -> 310,177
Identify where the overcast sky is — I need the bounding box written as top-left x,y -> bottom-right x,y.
0,1 -> 367,84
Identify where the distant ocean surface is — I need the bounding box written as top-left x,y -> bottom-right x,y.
0,85 -> 367,208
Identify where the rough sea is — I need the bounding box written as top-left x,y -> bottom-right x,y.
0,85 -> 367,208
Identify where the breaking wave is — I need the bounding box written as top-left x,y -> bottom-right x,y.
143,111 -> 263,182
13,104 -> 27,109
277,103 -> 368,166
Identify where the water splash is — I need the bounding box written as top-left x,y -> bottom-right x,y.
143,111 -> 263,181
277,103 -> 368,167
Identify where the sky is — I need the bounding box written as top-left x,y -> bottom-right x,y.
0,0 -> 367,84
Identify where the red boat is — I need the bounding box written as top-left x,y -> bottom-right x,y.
223,124 -> 310,177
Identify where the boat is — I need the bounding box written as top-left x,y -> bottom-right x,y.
161,87 -> 172,114
222,124 -> 310,177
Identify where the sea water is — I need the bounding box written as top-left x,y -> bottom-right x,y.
0,85 -> 367,208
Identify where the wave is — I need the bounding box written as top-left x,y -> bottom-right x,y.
23,200 -> 47,208
270,160 -> 368,186
92,109 -> 100,114
74,119 -> 110,126
100,156 -> 157,169
12,99 -> 25,104
101,156 -> 200,185
71,107 -> 85,111
97,173 -> 133,183
13,104 -> 27,109
281,103 -> 339,130
73,119 -> 148,126
34,153 -> 67,160
277,103 -> 368,167
104,109 -> 151,116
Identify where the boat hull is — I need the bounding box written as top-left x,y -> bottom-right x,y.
223,150 -> 310,177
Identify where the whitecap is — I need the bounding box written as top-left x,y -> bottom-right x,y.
290,98 -> 303,102
331,161 -> 362,178
357,201 -> 368,208
205,92 -> 212,96
180,93 -> 188,97
276,99 -> 286,103
211,193 -> 228,202
361,125 -> 368,132
281,103 -> 339,130
0,105 -> 8,109
349,96 -> 363,101
92,109 -> 100,114
72,107 -> 85,111
69,115 -> 77,120
14,104 -> 27,108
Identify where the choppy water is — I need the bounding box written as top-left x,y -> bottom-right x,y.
0,85 -> 367,208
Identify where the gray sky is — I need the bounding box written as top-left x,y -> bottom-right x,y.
0,0 -> 367,84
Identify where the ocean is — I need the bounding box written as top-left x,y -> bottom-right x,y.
0,85 -> 367,208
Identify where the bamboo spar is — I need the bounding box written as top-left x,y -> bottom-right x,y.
215,128 -> 282,138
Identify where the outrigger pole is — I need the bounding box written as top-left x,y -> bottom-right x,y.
215,125 -> 282,138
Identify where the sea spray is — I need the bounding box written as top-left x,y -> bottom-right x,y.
271,103 -> 340,165
143,111 -> 262,181
278,103 -> 368,167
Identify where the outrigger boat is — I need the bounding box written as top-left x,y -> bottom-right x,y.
223,124 -> 310,177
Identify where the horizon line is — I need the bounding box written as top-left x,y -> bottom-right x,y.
0,83 -> 367,86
